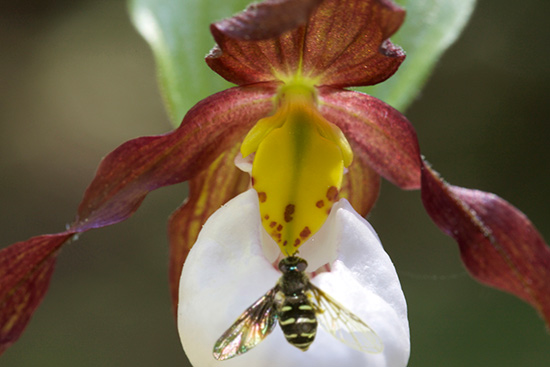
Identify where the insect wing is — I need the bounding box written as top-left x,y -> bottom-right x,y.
309,284 -> 383,353
213,288 -> 279,360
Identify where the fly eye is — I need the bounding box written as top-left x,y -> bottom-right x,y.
296,259 -> 308,272
279,262 -> 289,272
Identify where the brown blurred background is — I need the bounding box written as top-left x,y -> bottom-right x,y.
1,0 -> 549,366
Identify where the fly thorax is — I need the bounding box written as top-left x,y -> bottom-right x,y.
280,271 -> 309,295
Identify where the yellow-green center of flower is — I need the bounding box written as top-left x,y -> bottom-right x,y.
241,81 -> 353,256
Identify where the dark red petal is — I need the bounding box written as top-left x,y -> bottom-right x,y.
0,233 -> 71,354
319,87 -> 421,189
340,154 -> 381,217
0,83 -> 276,354
421,162 -> 550,325
207,25 -> 303,85
302,0 -> 405,87
208,0 -> 405,87
213,0 -> 324,41
168,144 -> 249,314
74,83 -> 276,231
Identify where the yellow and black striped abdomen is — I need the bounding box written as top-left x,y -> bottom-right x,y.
278,296 -> 317,351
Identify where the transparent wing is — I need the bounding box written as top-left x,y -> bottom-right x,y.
308,284 -> 383,353
213,287 -> 279,360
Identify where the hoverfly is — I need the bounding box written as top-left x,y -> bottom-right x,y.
213,256 -> 383,360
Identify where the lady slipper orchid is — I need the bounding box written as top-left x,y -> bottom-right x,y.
1,0 -> 549,359
178,189 -> 410,367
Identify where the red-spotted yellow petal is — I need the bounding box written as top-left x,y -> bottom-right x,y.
242,88 -> 351,255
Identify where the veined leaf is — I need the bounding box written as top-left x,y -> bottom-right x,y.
360,0 -> 477,111
128,0 -> 253,124
129,0 -> 476,122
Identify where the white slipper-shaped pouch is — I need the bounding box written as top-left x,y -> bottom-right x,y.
178,189 -> 410,367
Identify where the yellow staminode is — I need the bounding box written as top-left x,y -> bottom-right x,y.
241,84 -> 353,255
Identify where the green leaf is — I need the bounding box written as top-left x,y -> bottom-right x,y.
360,0 -> 477,111
128,0 -> 252,125
129,0 -> 476,125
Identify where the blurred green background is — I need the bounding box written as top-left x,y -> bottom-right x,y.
1,0 -> 549,366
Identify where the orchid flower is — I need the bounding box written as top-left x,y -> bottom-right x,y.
0,0 -> 549,361
178,189 -> 410,366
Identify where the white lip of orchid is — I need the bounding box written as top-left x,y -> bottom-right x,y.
178,189 -> 410,367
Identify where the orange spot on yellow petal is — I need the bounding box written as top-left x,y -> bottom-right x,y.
258,192 -> 267,202
284,204 -> 295,222
326,186 -> 339,202
272,232 -> 282,242
299,226 -> 311,239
